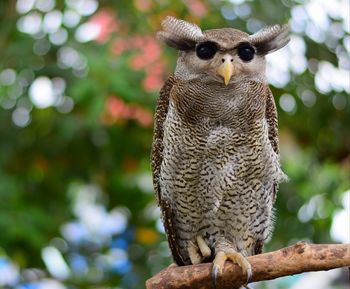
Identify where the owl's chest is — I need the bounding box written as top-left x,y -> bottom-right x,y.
163,99 -> 265,160
171,82 -> 265,128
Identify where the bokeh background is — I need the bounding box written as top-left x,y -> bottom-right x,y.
0,0 -> 349,288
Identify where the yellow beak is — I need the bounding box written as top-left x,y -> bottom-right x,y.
217,57 -> 234,86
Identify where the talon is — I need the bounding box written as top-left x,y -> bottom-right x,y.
211,264 -> 220,288
240,283 -> 253,289
212,249 -> 253,288
227,251 -> 252,283
246,263 -> 252,283
211,251 -> 226,288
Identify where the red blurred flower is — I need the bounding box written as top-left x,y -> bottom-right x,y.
107,96 -> 129,119
143,40 -> 161,62
108,21 -> 166,94
130,55 -> 149,70
90,9 -> 118,43
133,0 -> 153,12
183,0 -> 208,17
104,96 -> 153,127
132,106 -> 153,127
129,36 -> 162,70
143,74 -> 163,92
111,38 -> 128,56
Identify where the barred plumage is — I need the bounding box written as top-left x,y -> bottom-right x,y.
151,17 -> 289,286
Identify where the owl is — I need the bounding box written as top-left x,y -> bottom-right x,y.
151,16 -> 289,287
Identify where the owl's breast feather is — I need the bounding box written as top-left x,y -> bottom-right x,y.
171,80 -> 266,127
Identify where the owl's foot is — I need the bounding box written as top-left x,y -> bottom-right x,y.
212,249 -> 252,288
196,235 -> 211,258
188,235 -> 212,264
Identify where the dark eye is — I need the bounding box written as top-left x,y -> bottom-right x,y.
237,44 -> 255,62
196,41 -> 218,60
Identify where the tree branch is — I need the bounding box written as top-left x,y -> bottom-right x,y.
146,242 -> 350,289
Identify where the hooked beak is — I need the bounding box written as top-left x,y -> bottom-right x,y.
217,55 -> 234,86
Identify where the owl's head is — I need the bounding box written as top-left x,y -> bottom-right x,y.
158,16 -> 290,85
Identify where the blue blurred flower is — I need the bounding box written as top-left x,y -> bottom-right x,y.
110,237 -> 128,250
69,254 -> 88,276
0,257 -> 20,286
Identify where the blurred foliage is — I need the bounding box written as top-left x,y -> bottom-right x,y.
0,0 -> 349,288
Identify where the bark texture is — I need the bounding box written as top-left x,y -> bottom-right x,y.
146,242 -> 350,289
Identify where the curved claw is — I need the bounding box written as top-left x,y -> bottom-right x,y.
212,249 -> 253,288
211,251 -> 226,288
211,264 -> 220,288
245,261 -> 253,284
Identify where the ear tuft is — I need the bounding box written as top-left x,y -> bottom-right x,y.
249,24 -> 290,55
157,31 -> 195,50
157,16 -> 204,50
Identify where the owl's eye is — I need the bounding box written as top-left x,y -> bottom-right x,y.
237,44 -> 255,62
196,42 -> 218,60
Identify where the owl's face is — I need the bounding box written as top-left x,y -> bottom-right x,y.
158,17 -> 290,86
177,28 -> 267,85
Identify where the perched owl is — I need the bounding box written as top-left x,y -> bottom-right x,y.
151,16 -> 289,287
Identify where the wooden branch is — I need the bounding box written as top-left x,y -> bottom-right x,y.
146,242 -> 350,289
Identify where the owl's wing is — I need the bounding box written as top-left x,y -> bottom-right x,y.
252,87 -> 280,256
265,87 -> 279,205
265,87 -> 279,155
151,75 -> 185,265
